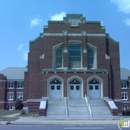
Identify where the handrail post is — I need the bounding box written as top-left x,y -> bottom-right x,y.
85,94 -> 93,117
65,97 -> 68,117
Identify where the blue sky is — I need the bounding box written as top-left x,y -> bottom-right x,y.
0,0 -> 130,70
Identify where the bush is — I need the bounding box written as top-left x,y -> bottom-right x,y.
124,107 -> 130,115
20,109 -> 26,115
15,99 -> 23,110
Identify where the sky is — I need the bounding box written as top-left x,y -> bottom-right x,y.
0,0 -> 130,70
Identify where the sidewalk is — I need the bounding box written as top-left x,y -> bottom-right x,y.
10,116 -> 120,125
1,115 -> 130,126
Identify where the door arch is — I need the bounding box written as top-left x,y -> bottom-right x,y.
47,76 -> 63,99
67,76 -> 83,99
87,75 -> 103,99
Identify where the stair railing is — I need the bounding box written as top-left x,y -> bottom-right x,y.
85,94 -> 92,117
65,97 -> 68,117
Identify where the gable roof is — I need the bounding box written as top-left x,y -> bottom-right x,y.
0,67 -> 27,80
121,68 -> 130,80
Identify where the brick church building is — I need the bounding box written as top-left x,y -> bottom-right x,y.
1,14 -> 129,116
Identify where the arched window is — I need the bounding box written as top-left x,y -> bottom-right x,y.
55,47 -> 62,68
68,44 -> 81,69
69,79 -> 80,84
50,79 -> 61,84
89,79 -> 99,84
87,47 -> 94,69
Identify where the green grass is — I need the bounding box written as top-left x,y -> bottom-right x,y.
0,117 -> 19,121
0,109 -> 20,121
0,109 -> 32,121
0,109 -> 20,116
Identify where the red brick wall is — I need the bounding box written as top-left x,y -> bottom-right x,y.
0,74 -> 6,109
24,20 -> 120,103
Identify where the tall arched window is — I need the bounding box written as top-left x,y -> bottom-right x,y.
87,47 -> 94,69
68,44 -> 81,69
55,47 -> 62,68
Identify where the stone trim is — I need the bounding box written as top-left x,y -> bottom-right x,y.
43,33 -> 105,37
104,99 -> 118,116
42,68 -> 108,73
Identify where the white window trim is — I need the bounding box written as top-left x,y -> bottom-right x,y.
122,104 -> 128,110
121,81 -> 127,89
121,92 -> 128,100
17,81 -> 24,89
87,43 -> 97,69
8,81 -> 14,89
68,41 -> 82,69
17,92 -> 23,100
52,42 -> 63,69
7,92 -> 14,101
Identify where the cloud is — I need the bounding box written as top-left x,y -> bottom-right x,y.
18,44 -> 24,51
30,18 -> 42,27
124,17 -> 130,26
50,12 -> 66,20
18,44 -> 28,60
110,0 -> 130,14
23,51 -> 28,60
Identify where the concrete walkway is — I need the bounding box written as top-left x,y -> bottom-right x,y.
1,114 -> 130,126
10,116 -> 120,125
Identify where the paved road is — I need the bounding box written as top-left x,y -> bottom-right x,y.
0,125 -> 129,130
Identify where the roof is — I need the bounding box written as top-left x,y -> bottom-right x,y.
121,68 -> 130,80
0,67 -> 27,80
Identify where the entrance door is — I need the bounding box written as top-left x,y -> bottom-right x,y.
69,84 -> 81,99
89,85 -> 100,99
88,79 -> 101,99
49,79 -> 62,99
69,79 -> 81,99
50,85 -> 61,99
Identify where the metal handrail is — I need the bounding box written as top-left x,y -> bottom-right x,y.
85,94 -> 92,117
65,97 -> 68,117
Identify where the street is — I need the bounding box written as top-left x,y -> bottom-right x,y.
0,125 -> 129,130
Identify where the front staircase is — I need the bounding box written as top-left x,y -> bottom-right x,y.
89,99 -> 114,119
46,99 -> 66,119
45,99 -> 117,119
67,99 -> 91,119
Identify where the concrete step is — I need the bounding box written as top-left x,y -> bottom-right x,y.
88,99 -> 112,118
67,99 -> 90,118
47,99 -> 66,117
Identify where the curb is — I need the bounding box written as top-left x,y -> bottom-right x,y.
0,121 -> 11,125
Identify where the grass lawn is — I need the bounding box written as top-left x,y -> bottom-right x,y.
0,109 -> 32,121
0,109 -> 20,121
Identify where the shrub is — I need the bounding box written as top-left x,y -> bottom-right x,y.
124,107 -> 130,115
15,98 -> 23,110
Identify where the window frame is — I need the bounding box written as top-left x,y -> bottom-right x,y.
121,92 -> 128,100
17,92 -> 23,100
17,81 -> 24,89
121,81 -> 127,89
87,43 -> 97,70
7,81 -> 14,89
55,47 -> 63,68
122,104 -> 128,110
53,43 -> 63,69
68,44 -> 82,69
7,92 -> 14,101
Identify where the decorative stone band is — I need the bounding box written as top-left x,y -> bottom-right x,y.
43,33 -> 106,37
42,68 -> 108,73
